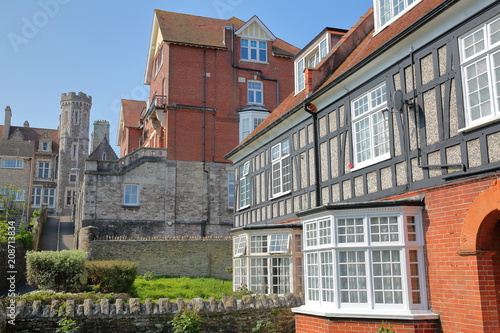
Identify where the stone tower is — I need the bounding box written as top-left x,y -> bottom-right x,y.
56,92 -> 92,215
91,120 -> 110,153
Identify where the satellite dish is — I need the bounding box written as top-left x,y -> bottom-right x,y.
393,89 -> 404,112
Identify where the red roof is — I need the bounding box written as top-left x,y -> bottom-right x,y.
154,10 -> 299,56
155,10 -> 244,48
229,0 -> 449,155
121,99 -> 145,128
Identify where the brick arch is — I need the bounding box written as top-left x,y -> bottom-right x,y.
460,179 -> 500,253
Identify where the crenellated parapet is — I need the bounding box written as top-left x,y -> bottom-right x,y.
60,91 -> 92,109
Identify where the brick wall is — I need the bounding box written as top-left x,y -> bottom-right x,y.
87,237 -> 232,279
295,315 -> 439,333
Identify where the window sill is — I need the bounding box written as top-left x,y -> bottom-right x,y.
458,117 -> 500,133
237,205 -> 250,212
122,205 -> 140,210
349,154 -> 391,172
271,190 -> 292,201
292,306 -> 439,320
240,59 -> 269,65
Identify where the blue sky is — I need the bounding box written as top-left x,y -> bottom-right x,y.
0,0 -> 372,152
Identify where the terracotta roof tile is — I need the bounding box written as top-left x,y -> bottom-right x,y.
121,99 -> 145,128
0,125 -> 59,154
155,10 -> 245,48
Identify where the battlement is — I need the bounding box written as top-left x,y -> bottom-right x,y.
93,120 -> 110,125
60,91 -> 92,104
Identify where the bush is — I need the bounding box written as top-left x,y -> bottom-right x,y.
172,309 -> 203,333
86,260 -> 137,293
26,250 -> 88,292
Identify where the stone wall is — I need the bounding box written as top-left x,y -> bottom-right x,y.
86,237 -> 232,279
76,149 -> 234,244
1,294 -> 303,333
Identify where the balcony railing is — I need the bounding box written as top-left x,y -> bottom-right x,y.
145,94 -> 167,117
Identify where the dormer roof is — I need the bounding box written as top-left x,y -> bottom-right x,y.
235,15 -> 276,41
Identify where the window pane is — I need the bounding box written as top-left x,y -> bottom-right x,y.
250,235 -> 267,253
372,250 -> 403,304
305,222 -> 318,248
337,218 -> 364,244
272,257 -> 290,294
306,253 -> 319,301
250,258 -> 268,293
269,234 -> 289,253
339,250 -> 367,303
320,251 -> 334,302
318,218 -> 332,245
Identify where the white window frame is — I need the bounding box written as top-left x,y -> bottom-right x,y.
123,184 -> 139,206
241,38 -> 267,62
42,142 -> 50,151
271,139 -> 291,198
228,171 -> 235,210
239,110 -> 268,142
65,189 -> 76,207
154,47 -> 163,77
295,37 -> 328,94
351,83 -> 390,169
37,161 -> 50,178
299,206 -> 429,318
43,188 -> 56,208
238,161 -> 251,209
374,0 -> 421,33
234,234 -> 247,257
459,15 -> 500,130
1,159 -> 23,169
248,80 -> 263,105
31,187 -> 42,208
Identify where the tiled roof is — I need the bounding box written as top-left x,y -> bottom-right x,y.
154,10 -> 299,57
121,99 -> 145,128
89,136 -> 118,161
0,125 -> 59,147
155,10 -> 245,48
228,0 -> 449,156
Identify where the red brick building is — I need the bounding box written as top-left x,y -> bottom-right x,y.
226,0 -> 500,331
118,11 -> 299,162
105,11 -> 299,237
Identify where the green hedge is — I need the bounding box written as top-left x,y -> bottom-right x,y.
86,260 -> 137,293
26,250 -> 88,292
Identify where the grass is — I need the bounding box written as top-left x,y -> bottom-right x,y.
130,276 -> 233,301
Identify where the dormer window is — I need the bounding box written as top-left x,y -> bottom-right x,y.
375,0 -> 421,32
42,142 -> 49,151
241,39 -> 267,62
295,37 -> 329,94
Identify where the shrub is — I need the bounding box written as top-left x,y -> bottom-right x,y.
172,309 -> 203,333
26,250 -> 88,292
86,260 -> 137,293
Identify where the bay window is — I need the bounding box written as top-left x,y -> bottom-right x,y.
232,231 -> 293,295
296,204 -> 434,318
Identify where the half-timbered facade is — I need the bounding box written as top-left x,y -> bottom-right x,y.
226,0 -> 500,331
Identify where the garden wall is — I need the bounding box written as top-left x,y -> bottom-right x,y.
0,293 -> 304,333
86,236 -> 233,279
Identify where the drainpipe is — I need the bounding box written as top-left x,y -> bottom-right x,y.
304,102 -> 321,208
231,26 -> 280,106
202,47 -> 209,237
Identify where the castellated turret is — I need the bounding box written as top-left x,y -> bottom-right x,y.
56,92 -> 92,215
91,120 -> 110,154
